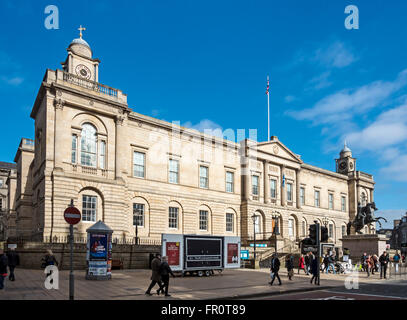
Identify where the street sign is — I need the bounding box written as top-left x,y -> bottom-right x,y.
240,250 -> 249,260
64,206 -> 81,225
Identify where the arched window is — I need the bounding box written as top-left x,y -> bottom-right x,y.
288,217 -> 295,238
360,192 -> 367,206
302,219 -> 307,237
81,123 -> 97,167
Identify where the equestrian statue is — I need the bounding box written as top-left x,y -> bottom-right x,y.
347,202 -> 387,235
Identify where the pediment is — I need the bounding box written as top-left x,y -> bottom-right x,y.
256,140 -> 302,163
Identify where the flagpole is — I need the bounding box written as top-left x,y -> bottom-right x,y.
267,75 -> 270,141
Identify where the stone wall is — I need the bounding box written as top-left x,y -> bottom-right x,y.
10,241 -> 160,270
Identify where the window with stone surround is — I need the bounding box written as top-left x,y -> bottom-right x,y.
300,187 -> 305,205
99,140 -> 106,169
71,134 -> 77,164
252,175 -> 259,196
199,210 -> 208,231
133,151 -> 145,178
341,196 -> 346,212
80,123 -> 97,167
169,159 -> 179,184
329,193 -> 334,210
133,203 -> 144,227
226,212 -> 234,232
342,225 -> 346,237
226,171 -> 234,193
169,207 -> 178,229
199,166 -> 209,189
82,195 -> 97,222
270,178 -> 277,198
287,183 -> 293,202
314,190 -> 320,207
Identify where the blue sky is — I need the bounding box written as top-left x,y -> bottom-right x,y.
0,0 -> 406,227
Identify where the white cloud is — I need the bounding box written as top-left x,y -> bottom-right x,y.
286,69 -> 407,125
306,71 -> 332,91
182,119 -> 223,138
284,95 -> 296,103
380,154 -> 407,182
313,41 -> 357,68
1,76 -> 24,86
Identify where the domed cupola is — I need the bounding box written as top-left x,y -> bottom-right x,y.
336,140 -> 356,175
340,141 -> 352,158
62,26 -> 100,83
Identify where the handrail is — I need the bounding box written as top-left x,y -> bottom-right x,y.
62,71 -> 118,97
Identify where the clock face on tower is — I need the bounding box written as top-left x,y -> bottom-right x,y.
75,64 -> 91,79
339,161 -> 347,171
349,161 -> 354,171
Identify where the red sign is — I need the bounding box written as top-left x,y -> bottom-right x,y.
227,243 -> 238,264
64,206 -> 81,225
166,242 -> 180,266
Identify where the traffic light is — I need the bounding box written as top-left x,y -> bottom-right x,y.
321,226 -> 329,242
309,224 -> 317,245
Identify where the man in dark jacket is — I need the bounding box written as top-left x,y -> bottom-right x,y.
379,251 -> 389,279
285,255 -> 294,280
269,253 -> 282,286
145,253 -> 163,295
158,256 -> 175,297
310,254 -> 319,285
0,249 -> 8,290
6,248 -> 20,281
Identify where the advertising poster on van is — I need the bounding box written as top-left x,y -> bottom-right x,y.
166,242 -> 180,266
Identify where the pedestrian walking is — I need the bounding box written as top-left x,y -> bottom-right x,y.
269,253 -> 282,286
368,255 -> 375,275
41,250 -> 58,274
304,252 -> 310,275
6,248 -> 20,281
310,253 -> 319,285
285,254 -> 294,280
0,249 -> 8,290
327,255 -> 336,274
379,251 -> 389,279
361,252 -> 368,272
393,251 -> 401,274
158,256 -> 175,297
372,254 -> 379,273
365,255 -> 372,277
145,253 -> 164,295
298,254 -> 307,274
323,255 -> 329,273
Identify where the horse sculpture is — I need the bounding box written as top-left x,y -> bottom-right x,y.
347,202 -> 387,235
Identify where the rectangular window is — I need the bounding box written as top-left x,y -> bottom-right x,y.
252,175 -> 259,195
270,179 -> 277,198
288,218 -> 294,237
300,187 -> 305,205
71,135 -> 77,164
82,195 -> 97,222
329,193 -> 334,210
329,224 -> 334,238
133,151 -> 145,178
199,166 -> 209,189
99,141 -> 106,169
302,221 -> 306,237
341,196 -> 346,212
314,190 -> 320,207
226,213 -> 234,232
342,225 -> 346,237
133,203 -> 144,227
169,207 -> 178,229
226,171 -> 234,193
287,183 -> 293,202
169,159 -> 179,184
199,210 -> 208,231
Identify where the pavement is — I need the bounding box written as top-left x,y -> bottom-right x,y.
0,267 -> 405,300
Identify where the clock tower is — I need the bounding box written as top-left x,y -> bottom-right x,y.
61,26 -> 100,82
336,141 -> 356,175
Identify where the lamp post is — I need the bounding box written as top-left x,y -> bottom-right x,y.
251,213 -> 258,261
322,217 -> 329,227
272,213 -> 280,255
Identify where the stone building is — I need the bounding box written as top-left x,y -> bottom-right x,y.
4,33 -> 376,251
0,161 -> 17,240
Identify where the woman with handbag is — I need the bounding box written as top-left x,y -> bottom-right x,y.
285,254 -> 294,280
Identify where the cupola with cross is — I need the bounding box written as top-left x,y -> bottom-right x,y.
335,141 -> 356,175
61,25 -> 100,82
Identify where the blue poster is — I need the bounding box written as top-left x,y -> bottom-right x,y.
89,234 -> 107,259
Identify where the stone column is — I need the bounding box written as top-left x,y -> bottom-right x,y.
263,161 -> 270,204
280,165 -> 286,206
370,189 -> 374,202
245,167 -> 251,200
296,169 -> 301,209
115,113 -> 128,181
53,98 -> 65,170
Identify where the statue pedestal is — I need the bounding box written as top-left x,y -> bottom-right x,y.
340,234 -> 387,260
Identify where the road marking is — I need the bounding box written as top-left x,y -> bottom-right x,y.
324,290 -> 407,300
